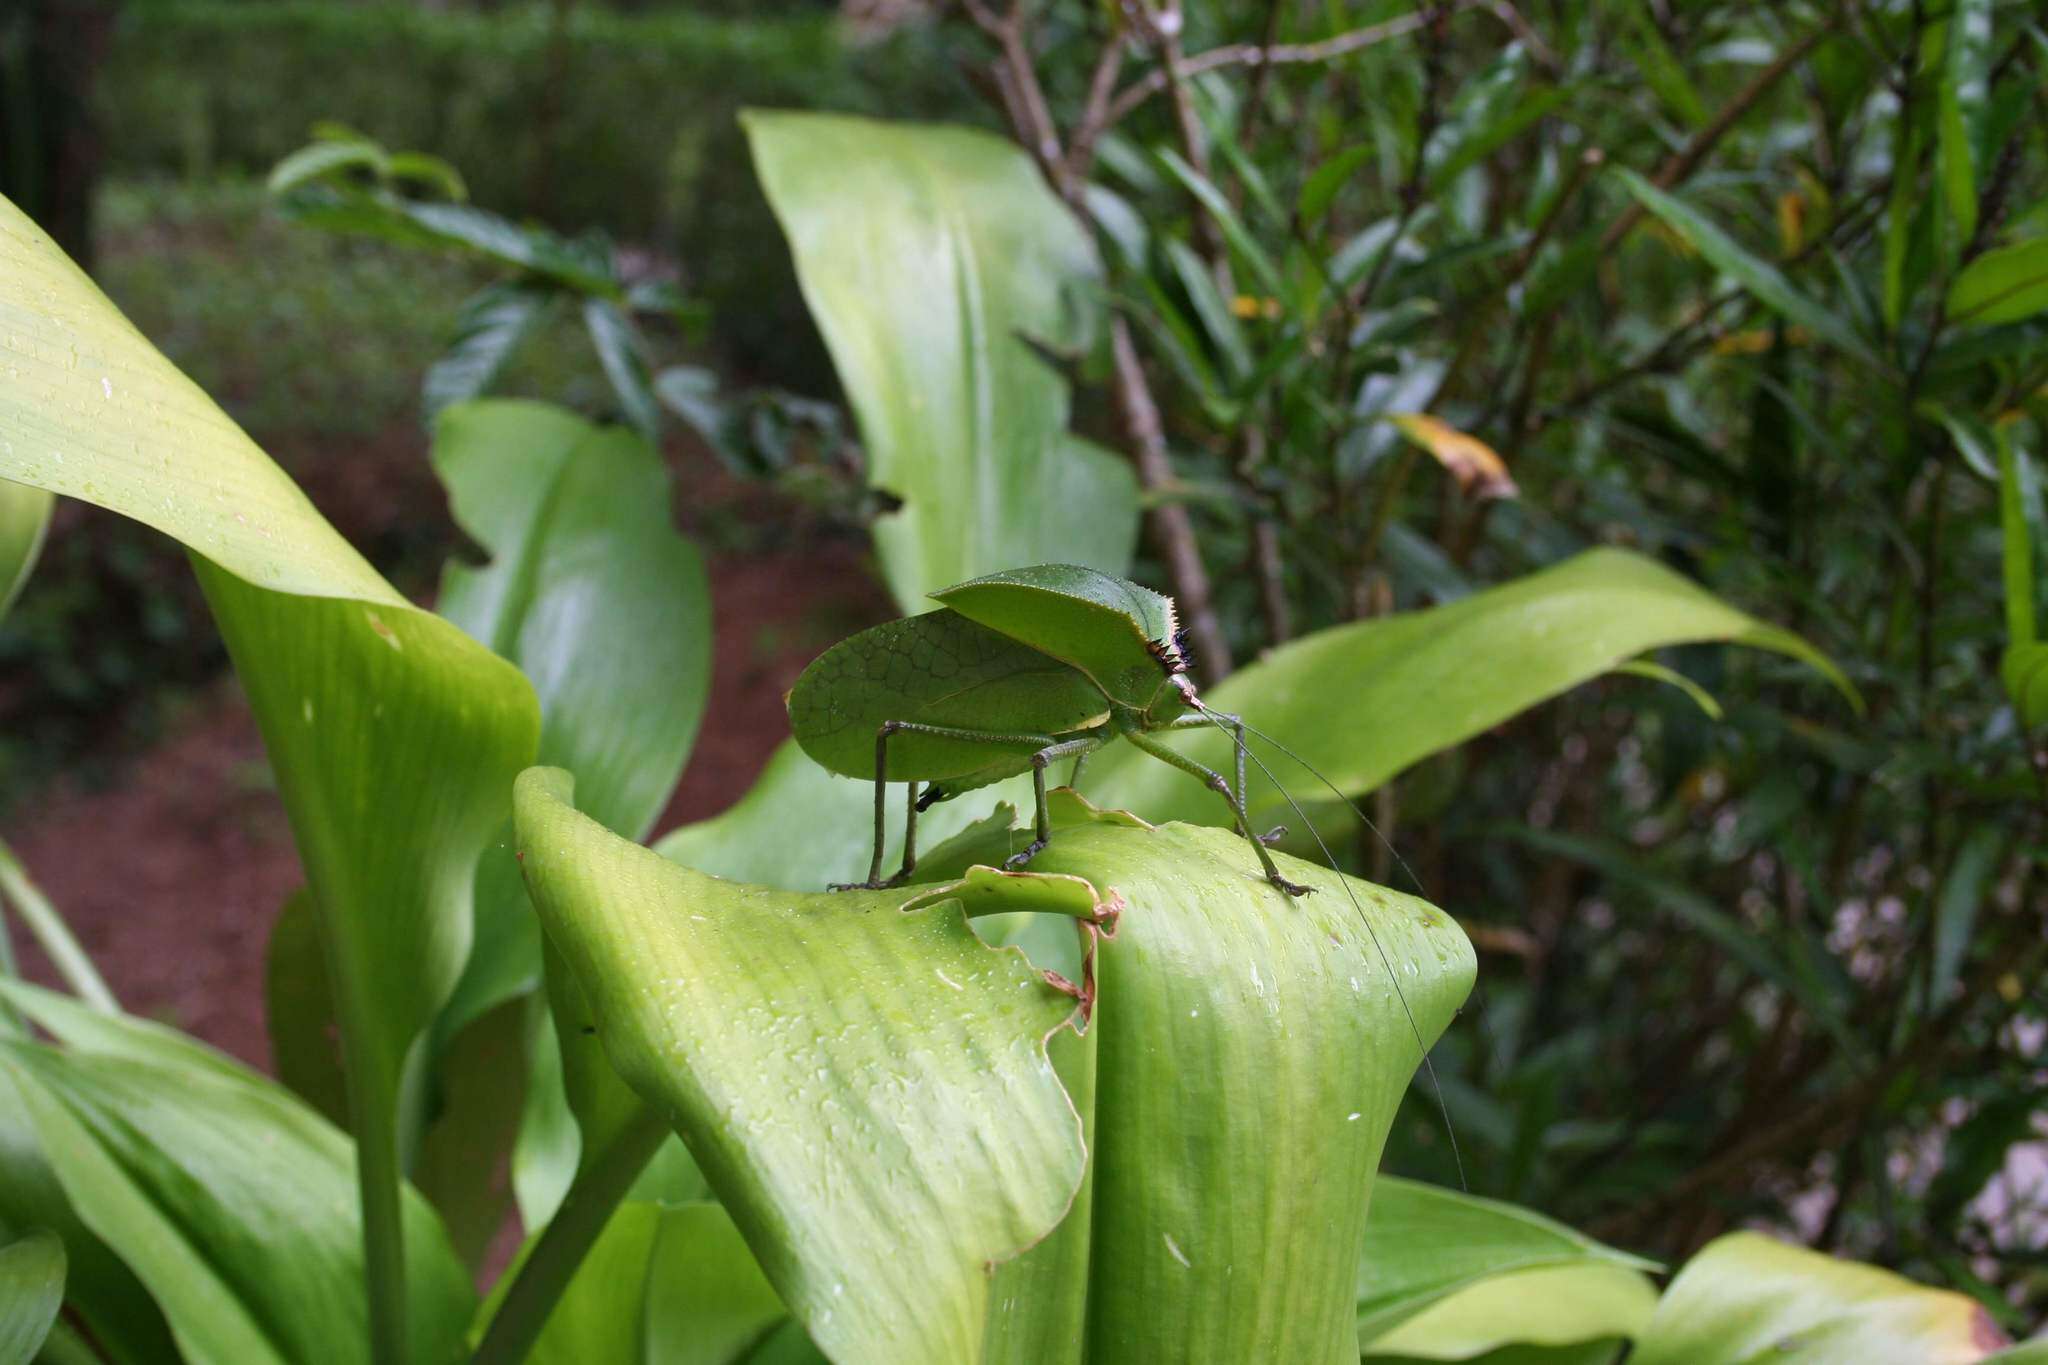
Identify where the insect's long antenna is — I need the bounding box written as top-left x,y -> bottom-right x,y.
1185,697 -> 1467,1192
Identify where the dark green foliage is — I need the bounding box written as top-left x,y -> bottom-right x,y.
99,1 -> 968,379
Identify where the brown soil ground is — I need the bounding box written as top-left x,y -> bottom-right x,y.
3,435 -> 891,1071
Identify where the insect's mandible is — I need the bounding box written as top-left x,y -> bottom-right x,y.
785,563 -> 1310,895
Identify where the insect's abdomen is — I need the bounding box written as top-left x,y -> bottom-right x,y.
787,610 -> 1105,781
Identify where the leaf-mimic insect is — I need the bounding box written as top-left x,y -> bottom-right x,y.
787,561 -> 1468,1185
786,563 -> 1311,894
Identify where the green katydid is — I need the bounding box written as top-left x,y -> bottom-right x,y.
786,563 -> 1309,894
788,561 -> 1468,1184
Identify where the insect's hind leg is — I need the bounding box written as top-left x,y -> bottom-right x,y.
1126,728 -> 1314,898
1003,736 -> 1103,872
831,719 -> 1063,891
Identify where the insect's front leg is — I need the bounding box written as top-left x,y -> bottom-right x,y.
1126,728 -> 1314,898
1003,736 -> 1103,872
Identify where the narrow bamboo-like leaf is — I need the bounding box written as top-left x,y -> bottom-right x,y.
1614,169 -> 1885,371
2000,433 -> 2036,646
1426,47 -> 1563,191
1299,145 -> 1374,228
0,193 -> 540,1364
1087,548 -> 1855,827
1630,1232 -> 2007,1364
0,1229 -> 63,1365
0,986 -> 474,1365
267,139 -> 385,195
1164,238 -> 1252,381
1355,1178 -> 1658,1346
513,767 -> 1087,1365
1615,659 -> 1724,720
1949,238 -> 2048,326
1155,148 -> 1285,298
1883,117 -> 1926,328
1625,11 -> 1706,128
582,298 -> 662,442
382,152 -> 468,203
1937,0 -> 1993,246
422,283 -> 550,422
0,479 -> 52,621
744,111 -> 1138,610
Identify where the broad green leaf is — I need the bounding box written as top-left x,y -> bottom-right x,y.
409,1000 -> 529,1269
0,478 -> 52,621
1362,1264 -> 1653,1360
1950,238 -> 2048,326
1630,1231 -> 2006,1364
434,399 -> 708,1032
0,1063 -> 178,1362
1086,548 -> 1854,827
513,767 -> 1087,1365
1355,1178 -> 1659,1347
980,1023 -> 1096,1365
640,1202 -> 791,1365
1614,169 -> 1885,371
0,986 -> 473,1365
0,1229 -> 63,1365
522,1201 -> 664,1365
919,796 -> 1475,1361
744,111 -> 1139,610
1937,0 -> 1993,245
424,400 -> 708,1250
264,888 -> 348,1127
0,192 -> 540,1362
422,283 -> 551,421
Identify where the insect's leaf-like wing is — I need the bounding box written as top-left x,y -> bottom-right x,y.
787,610 -> 1105,782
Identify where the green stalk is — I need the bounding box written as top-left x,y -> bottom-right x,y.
0,839 -> 118,1013
471,1105 -> 669,1365
324,939 -> 412,1365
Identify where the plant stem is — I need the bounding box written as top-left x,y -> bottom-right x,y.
470,1105 -> 670,1365
0,839 -> 117,1013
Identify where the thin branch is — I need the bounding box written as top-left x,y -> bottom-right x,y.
1111,319 -> 1233,676
1600,19 -> 1839,251
1103,10 -> 1436,127
959,0 -> 1234,676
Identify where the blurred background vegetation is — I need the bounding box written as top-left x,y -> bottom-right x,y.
2,0 -> 2043,1337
